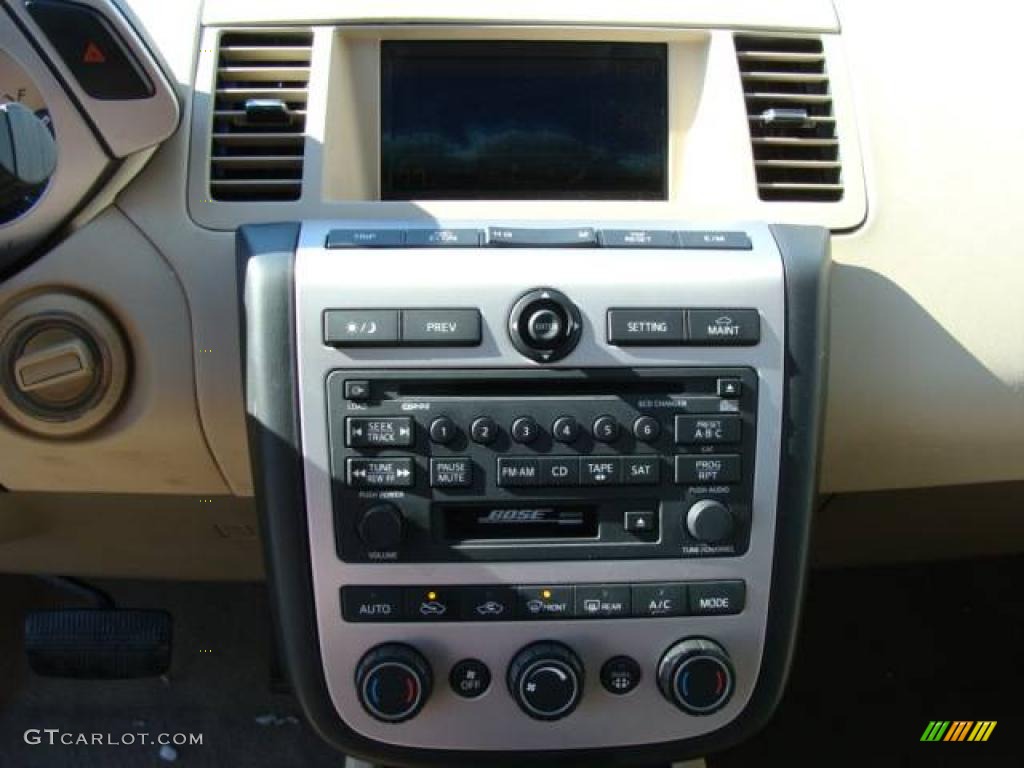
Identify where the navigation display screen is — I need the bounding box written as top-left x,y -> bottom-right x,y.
380,41 -> 668,200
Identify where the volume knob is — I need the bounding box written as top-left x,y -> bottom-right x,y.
357,503 -> 404,552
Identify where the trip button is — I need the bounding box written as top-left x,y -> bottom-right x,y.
460,586 -> 516,621
607,309 -> 686,345
324,309 -> 400,346
581,457 -> 622,486
496,458 -> 540,487
404,587 -> 458,621
675,415 -> 742,445
341,586 -> 404,622
515,586 -> 575,619
346,417 -> 414,448
679,231 -> 753,250
401,309 -> 481,346
539,457 -> 580,487
430,457 -> 472,489
687,309 -> 761,345
575,585 -> 631,618
689,581 -> 746,616
326,229 -> 405,248
675,455 -> 742,485
347,458 -> 414,488
632,583 -> 688,618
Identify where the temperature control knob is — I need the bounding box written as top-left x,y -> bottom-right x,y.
355,643 -> 432,723
685,499 -> 735,544
507,641 -> 584,721
657,638 -> 734,715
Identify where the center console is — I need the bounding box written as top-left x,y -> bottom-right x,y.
239,221 -> 829,765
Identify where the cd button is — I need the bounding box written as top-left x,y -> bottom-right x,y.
538,457 -> 580,486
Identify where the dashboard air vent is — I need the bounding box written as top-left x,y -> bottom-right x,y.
209,30 -> 312,202
735,35 -> 843,203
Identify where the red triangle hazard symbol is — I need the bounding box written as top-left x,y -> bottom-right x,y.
83,41 -> 107,65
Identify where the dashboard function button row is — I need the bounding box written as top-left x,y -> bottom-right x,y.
607,309 -> 686,345
341,586 -> 404,622
450,659 -> 491,699
552,415 -> 581,443
326,229 -> 405,248
623,457 -> 660,485
601,656 -> 643,695
689,580 -> 746,616
428,416 -> 457,445
575,585 -> 631,618
632,583 -> 688,618
581,457 -> 622,486
343,379 -> 371,401
623,510 -> 657,535
598,229 -> 679,249
539,457 -> 580,486
675,455 -> 742,485
496,458 -> 540,487
633,415 -> 662,442
347,458 -> 414,488
592,415 -> 620,443
356,503 -> 405,552
401,309 -> 481,346
515,586 -> 575,619
404,229 -> 483,247
675,415 -> 742,445
404,587 -> 458,621
687,309 -> 761,345
511,416 -> 540,444
489,227 -> 597,247
346,417 -> 414,448
679,230 -> 753,250
429,457 -> 472,489
25,0 -> 155,100
717,378 -> 743,398
460,586 -> 517,621
470,416 -> 499,445
325,310 -> 400,346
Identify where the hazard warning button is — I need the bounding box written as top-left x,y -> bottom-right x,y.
25,0 -> 154,100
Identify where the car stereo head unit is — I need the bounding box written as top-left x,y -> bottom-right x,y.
239,220 -> 830,766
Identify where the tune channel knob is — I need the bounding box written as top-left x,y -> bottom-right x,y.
357,503 -> 404,552
507,641 -> 584,721
685,499 -> 735,544
355,643 -> 433,723
657,638 -> 735,715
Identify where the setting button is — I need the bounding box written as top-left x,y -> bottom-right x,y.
347,458 -> 414,488
601,656 -> 642,695
450,659 -> 491,699
430,457 -> 472,489
401,309 -> 481,346
341,586 -> 404,622
632,583 -> 688,618
576,585 -> 631,618
324,309 -> 399,346
687,309 -> 761,345
607,309 -> 686,345
675,455 -> 742,485
675,415 -> 742,445
689,581 -> 746,616
346,417 -> 413,448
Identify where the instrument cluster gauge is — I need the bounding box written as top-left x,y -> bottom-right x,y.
1,50 -> 54,223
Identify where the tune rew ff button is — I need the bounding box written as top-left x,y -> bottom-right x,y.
657,638 -> 735,716
508,288 -> 583,363
355,643 -> 433,723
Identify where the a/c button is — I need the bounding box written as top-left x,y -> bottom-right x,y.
631,583 -> 687,618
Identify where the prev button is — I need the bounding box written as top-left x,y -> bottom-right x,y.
401,309 -> 481,346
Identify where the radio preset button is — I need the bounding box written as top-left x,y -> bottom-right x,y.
496,458 -> 540,487
470,416 -> 499,445
430,457 -> 472,489
592,415 -> 620,443
675,415 -> 742,445
552,415 -> 581,443
581,457 -> 622,486
633,415 -> 661,442
539,457 -> 580,486
675,455 -> 742,485
346,417 -> 413,448
347,458 -> 415,488
429,416 -> 458,445
511,416 -> 540,444
623,457 -> 660,485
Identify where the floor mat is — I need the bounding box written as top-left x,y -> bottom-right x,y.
712,555 -> 1024,768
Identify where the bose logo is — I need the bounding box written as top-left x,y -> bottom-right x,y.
481,509 -> 549,524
